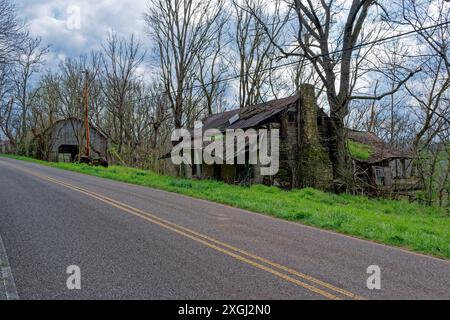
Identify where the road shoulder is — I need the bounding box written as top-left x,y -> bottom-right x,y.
0,234 -> 19,300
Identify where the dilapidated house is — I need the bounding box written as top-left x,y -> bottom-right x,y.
35,118 -> 108,162
171,84 -> 418,192
348,130 -> 419,193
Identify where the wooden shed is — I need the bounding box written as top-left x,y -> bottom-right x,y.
41,118 -> 108,162
348,130 -> 419,192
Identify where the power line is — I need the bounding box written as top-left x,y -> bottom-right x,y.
246,16 -> 297,33
129,20 -> 450,104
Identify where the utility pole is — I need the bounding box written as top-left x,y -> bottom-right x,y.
83,70 -> 90,159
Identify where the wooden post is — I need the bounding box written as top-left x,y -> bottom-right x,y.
83,70 -> 90,159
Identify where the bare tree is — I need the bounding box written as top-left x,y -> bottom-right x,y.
233,0 -> 287,108
145,0 -> 224,128
0,0 -> 24,65
195,5 -> 229,115
401,0 -> 450,151
12,36 -> 49,150
29,72 -> 60,131
246,0 -> 417,190
129,82 -> 171,168
100,33 -> 145,156
0,94 -> 16,145
399,0 -> 450,205
0,0 -> 24,146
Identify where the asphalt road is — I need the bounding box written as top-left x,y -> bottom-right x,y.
0,157 -> 449,300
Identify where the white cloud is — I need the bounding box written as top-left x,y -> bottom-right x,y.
17,0 -> 149,67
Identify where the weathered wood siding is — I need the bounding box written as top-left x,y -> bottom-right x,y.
48,119 -> 107,161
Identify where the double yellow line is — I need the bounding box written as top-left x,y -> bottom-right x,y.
3,161 -> 365,300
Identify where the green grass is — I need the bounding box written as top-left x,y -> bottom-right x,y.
348,139 -> 374,161
2,154 -> 449,259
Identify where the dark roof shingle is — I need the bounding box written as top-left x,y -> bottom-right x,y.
200,95 -> 300,132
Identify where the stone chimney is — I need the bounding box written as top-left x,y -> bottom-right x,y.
297,84 -> 333,190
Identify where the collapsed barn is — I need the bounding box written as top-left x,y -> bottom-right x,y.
170,84 -> 419,193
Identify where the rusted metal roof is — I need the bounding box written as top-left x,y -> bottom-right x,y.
42,117 -> 108,139
200,95 -> 300,132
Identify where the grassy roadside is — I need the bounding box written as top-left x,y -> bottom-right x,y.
1,154 -> 449,260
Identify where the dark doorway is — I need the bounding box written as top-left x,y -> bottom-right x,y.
58,145 -> 79,162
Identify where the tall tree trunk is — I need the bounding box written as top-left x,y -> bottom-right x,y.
329,108 -> 351,192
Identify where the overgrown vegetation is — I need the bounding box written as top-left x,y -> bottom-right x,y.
1,1 -> 449,190
415,147 -> 450,207
347,140 -> 374,161
2,154 -> 449,260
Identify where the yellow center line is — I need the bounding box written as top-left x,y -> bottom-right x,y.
2,160 -> 366,300
51,176 -> 364,300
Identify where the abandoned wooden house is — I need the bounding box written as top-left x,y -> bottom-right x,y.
348,130 -> 419,192
172,84 -> 418,192
35,118 -> 108,163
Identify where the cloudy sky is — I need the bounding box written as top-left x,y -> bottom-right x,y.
16,0 -> 150,68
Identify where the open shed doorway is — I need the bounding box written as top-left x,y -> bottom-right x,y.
58,144 -> 79,162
